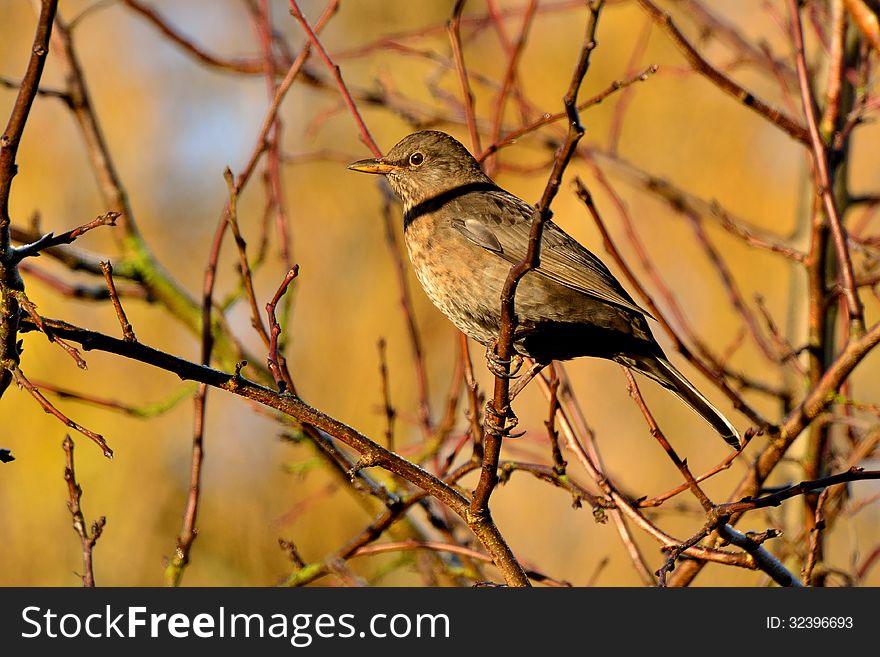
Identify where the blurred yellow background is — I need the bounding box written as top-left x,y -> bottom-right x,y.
1,0 -> 878,586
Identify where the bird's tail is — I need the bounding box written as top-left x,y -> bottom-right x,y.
625,355 -> 741,449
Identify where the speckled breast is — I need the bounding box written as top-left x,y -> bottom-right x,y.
403,211 -> 504,347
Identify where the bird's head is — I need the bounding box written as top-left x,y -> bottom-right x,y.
348,131 -> 491,211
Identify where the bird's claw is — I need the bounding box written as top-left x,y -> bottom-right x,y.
485,341 -> 523,379
483,401 -> 521,436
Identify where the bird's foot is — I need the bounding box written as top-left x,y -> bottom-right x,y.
484,340 -> 523,379
483,400 -> 521,436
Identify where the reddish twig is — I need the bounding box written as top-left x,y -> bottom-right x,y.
478,65 -> 659,163
288,0 -> 381,157
682,210 -> 778,361
637,446 -> 743,508
447,0 -> 482,153
460,332 -> 484,456
12,367 -> 112,458
607,17 -> 652,153
622,367 -> 715,512
802,487 -> 830,585
122,0 -> 269,74
486,0 -> 538,169
637,0 -> 810,144
19,261 -> 145,301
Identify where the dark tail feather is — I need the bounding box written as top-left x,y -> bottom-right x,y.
626,355 -> 741,449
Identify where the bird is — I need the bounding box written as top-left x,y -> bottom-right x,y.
349,130 -> 740,449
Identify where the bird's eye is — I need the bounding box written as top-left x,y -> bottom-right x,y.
409,152 -> 424,166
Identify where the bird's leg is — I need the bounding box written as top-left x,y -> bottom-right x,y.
484,339 -> 524,379
508,361 -> 546,400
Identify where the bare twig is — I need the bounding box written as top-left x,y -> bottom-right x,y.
164,383 -> 207,587
380,194 -> 433,435
637,0 -> 810,144
622,367 -> 715,512
788,0 -> 865,333
288,0 -> 381,157
376,338 -> 396,450
448,0 -> 482,153
15,291 -> 88,369
99,261 -> 136,341
266,267 -> 299,393
12,212 -> 118,263
803,487 -> 830,585
12,367 -> 112,458
63,435 -> 105,587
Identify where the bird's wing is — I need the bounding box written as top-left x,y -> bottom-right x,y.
450,189 -> 651,317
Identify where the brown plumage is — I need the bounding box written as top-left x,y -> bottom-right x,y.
350,130 -> 740,448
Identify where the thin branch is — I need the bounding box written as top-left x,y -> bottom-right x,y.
788,0 -> 864,333
637,0 -> 810,144
376,338 -> 396,450
622,367 -> 715,512
486,0 -> 538,167
12,212 -> 118,263
448,0 -> 482,153
121,0 -> 269,74
222,167 -> 270,349
164,383 -> 207,587
478,65 -> 659,163
11,367 -> 113,458
266,267 -> 299,393
15,291 -> 88,369
63,435 -> 105,587
380,194 -> 433,435
802,487 -> 830,585
99,261 -> 136,341
288,0 -> 382,157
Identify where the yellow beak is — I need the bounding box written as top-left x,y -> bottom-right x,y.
347,158 -> 401,174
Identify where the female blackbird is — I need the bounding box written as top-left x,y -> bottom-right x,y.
349,131 -> 739,448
